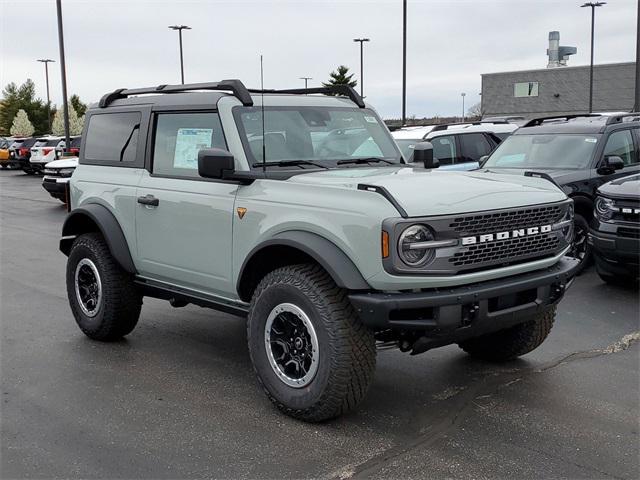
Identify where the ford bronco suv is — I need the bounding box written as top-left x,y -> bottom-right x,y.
60,80 -> 578,421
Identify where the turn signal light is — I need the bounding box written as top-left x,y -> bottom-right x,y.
381,230 -> 390,258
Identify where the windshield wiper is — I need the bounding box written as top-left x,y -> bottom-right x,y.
336,157 -> 395,165
251,159 -> 329,169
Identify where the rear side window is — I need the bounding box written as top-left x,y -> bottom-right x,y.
459,133 -> 492,161
84,112 -> 141,163
430,135 -> 456,165
603,130 -> 637,165
152,112 -> 226,178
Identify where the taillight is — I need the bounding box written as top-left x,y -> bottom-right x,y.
19,148 -> 29,156
70,148 -> 80,155
43,148 -> 53,155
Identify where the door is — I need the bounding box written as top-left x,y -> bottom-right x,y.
135,111 -> 237,297
593,128 -> 640,192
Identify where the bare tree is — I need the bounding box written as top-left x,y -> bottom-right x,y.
467,102 -> 483,119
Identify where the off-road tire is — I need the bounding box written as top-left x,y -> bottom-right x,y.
458,307 -> 556,361
247,264 -> 376,422
66,232 -> 142,341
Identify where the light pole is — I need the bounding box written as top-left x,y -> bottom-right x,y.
37,59 -> 55,132
581,2 -> 606,113
353,38 -> 370,98
168,25 -> 191,84
299,77 -> 312,90
55,0 -> 70,151
461,92 -> 466,122
402,0 -> 407,125
634,0 -> 639,112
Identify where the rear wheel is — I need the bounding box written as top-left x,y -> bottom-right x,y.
458,307 -> 556,361
247,264 -> 376,422
66,233 -> 142,341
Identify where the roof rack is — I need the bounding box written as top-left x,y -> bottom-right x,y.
605,112 -> 640,125
99,79 -> 254,108
522,113 -> 602,128
248,85 -> 365,108
99,80 -> 366,109
430,120 -> 510,132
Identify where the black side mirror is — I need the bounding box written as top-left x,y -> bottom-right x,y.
605,155 -> 624,171
198,148 -> 235,179
413,142 -> 439,169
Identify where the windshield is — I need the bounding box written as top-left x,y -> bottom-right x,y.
484,134 -> 599,169
394,138 -> 420,162
234,106 -> 401,168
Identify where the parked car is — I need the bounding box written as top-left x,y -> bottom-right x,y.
392,121 -> 517,170
55,136 -> 82,159
589,173 -> 639,285
479,112 -> 640,272
0,138 -> 11,168
9,137 -> 39,172
60,79 -> 578,422
42,156 -> 78,202
29,137 -> 64,173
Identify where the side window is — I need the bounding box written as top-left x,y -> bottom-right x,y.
430,135 -> 456,165
603,130 -> 636,165
84,112 -> 141,163
459,133 -> 493,162
152,112 -> 226,178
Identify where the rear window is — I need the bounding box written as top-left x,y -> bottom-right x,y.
19,138 -> 38,148
70,137 -> 82,148
84,112 -> 141,163
45,139 -> 61,147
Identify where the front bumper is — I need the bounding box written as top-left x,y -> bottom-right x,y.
42,176 -> 69,199
349,257 -> 579,350
589,228 -> 639,278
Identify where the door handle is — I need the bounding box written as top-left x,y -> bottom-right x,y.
137,194 -> 159,207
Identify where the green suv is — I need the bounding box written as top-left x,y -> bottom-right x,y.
60,80 -> 578,421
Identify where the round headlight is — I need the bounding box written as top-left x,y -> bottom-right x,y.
398,224 -> 436,267
595,197 -> 615,222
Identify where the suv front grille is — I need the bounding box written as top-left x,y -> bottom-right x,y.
449,233 -> 561,267
449,205 -> 564,236
612,200 -> 640,223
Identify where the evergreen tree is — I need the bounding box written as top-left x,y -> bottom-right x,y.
322,65 -> 357,91
51,103 -> 84,136
0,80 -> 49,135
9,109 -> 35,137
70,94 -> 87,118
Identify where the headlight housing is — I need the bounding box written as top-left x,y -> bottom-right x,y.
595,196 -> 616,222
58,168 -> 75,177
397,224 -> 436,267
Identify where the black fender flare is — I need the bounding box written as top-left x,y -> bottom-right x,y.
59,204 -> 136,273
569,194 -> 594,220
237,231 -> 371,297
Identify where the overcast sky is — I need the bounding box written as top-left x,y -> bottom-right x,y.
1,0 -> 637,118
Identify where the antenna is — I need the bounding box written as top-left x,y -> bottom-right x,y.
260,55 -> 266,173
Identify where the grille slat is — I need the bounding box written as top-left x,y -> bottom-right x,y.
450,234 -> 560,267
450,205 -> 563,236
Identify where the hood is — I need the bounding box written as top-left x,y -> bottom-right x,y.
286,166 -> 567,217
44,157 -> 79,169
599,173 -> 640,199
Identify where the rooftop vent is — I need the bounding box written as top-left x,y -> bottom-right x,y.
547,31 -> 577,68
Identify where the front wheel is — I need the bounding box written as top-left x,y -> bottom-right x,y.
66,233 -> 142,341
567,214 -> 591,275
247,264 -> 376,422
458,307 -> 556,361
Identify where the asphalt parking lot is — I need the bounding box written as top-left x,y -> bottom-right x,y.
1,169 -> 638,480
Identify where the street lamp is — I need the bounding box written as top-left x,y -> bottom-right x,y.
299,77 -> 312,90
168,25 -> 191,84
353,38 -> 370,97
402,0 -> 407,125
581,2 -> 606,113
461,93 -> 466,122
37,59 -> 55,132
55,0 -> 70,151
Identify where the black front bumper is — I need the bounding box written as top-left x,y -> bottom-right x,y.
589,228 -> 640,278
42,178 -> 67,199
349,257 -> 579,350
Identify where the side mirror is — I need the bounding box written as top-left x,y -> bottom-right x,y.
413,142 -> 439,169
198,148 -> 235,179
605,155 -> 624,171
479,155 -> 489,167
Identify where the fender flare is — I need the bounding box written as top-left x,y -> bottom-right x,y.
237,231 -> 371,296
569,193 -> 594,219
59,204 -> 136,273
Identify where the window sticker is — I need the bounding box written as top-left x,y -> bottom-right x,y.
585,137 -> 598,143
174,128 -> 213,169
364,115 -> 378,123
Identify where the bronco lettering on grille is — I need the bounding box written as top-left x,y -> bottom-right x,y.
461,224 -> 552,246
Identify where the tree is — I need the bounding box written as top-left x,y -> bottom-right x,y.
51,103 -> 84,136
322,65 -> 357,91
70,94 -> 87,118
467,102 -> 483,119
9,109 -> 35,137
0,80 -> 49,135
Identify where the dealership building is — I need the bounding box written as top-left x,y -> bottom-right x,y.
480,32 -> 637,119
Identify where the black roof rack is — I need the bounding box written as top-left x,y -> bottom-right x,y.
522,113 -> 603,128
430,120 -> 510,132
248,85 -> 365,108
605,112 -> 640,125
99,79 -> 254,108
98,81 -> 366,109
